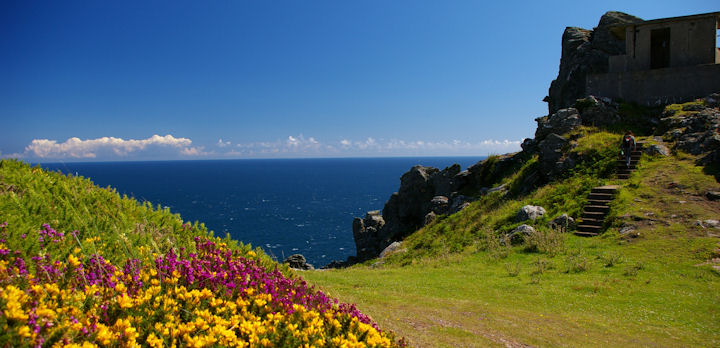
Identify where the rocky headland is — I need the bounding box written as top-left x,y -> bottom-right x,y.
308,11 -> 720,269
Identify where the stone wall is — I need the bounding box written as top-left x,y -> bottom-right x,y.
587,64 -> 720,106
615,14 -> 718,72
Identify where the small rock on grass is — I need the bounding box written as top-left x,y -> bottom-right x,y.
516,205 -> 546,222
706,191 -> 720,201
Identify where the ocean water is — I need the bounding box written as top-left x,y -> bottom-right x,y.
42,157 -> 484,265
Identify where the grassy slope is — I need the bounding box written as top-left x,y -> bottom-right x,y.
0,159 -> 281,271
303,131 -> 720,347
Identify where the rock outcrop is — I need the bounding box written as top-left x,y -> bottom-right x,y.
347,155 -> 533,264
517,205 -> 547,222
549,213 -> 576,230
660,102 -> 720,166
283,254 -> 314,270
508,224 -> 536,244
350,164 -> 483,263
338,9 -> 717,267
546,12 -> 643,114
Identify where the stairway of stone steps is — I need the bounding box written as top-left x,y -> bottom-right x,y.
617,142 -> 644,179
575,185 -> 620,236
574,142 -> 646,236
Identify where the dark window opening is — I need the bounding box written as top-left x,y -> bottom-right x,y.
651,28 -> 671,69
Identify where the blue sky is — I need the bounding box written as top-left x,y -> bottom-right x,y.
1,1 -> 717,161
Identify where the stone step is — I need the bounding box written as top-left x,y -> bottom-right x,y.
587,200 -> 612,207
588,192 -> 614,201
574,229 -> 600,237
580,218 -> 604,227
584,204 -> 610,212
582,211 -> 607,220
591,185 -> 620,194
575,225 -> 601,236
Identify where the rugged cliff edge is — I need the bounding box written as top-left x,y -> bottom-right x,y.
329,11 -> 720,267
546,11 -> 643,114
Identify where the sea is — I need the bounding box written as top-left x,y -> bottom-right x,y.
41,157 -> 484,266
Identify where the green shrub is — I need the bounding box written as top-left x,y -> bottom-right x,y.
523,227 -> 566,255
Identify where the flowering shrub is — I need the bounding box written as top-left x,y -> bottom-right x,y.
0,222 -> 405,347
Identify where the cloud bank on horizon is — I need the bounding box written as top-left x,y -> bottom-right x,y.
3,134 -> 522,161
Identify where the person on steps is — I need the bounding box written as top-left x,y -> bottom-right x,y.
621,131 -> 636,168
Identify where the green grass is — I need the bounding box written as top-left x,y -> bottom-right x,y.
304,131 -> 720,347
306,235 -> 720,347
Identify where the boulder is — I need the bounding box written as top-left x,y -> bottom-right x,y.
448,194 -> 474,214
423,211 -> 437,226
705,92 -> 720,108
508,224 -> 536,244
645,144 -> 670,157
706,191 -> 720,201
517,205 -> 547,222
321,260 -> 348,269
451,202 -> 471,214
484,184 -> 507,195
283,254 -> 314,270
430,196 -> 450,214
379,241 -> 405,259
534,108 -> 582,140
548,214 -> 575,230
704,220 -> 720,228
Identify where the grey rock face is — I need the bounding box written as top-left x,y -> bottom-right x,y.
645,144 -> 670,157
517,205 -> 547,222
549,214 -> 576,230
705,93 -> 720,108
283,254 -> 314,270
575,96 -> 621,128
535,108 -> 582,140
430,196 -> 450,214
537,133 -> 568,180
351,162 -> 472,262
352,211 -> 386,262
546,12 -> 643,114
660,103 -> 720,166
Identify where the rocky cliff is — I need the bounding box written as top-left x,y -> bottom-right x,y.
545,11 -> 642,114
334,11 -> 720,267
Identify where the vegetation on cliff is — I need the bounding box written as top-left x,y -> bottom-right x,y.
304,101 -> 720,347
0,160 -> 404,347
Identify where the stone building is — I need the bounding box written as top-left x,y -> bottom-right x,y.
586,12 -> 720,105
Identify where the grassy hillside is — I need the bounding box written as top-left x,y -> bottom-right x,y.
0,159 -> 404,347
303,129 -> 720,347
0,159 -> 277,268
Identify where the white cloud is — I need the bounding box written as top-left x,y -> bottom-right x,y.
220,135 -> 521,157
11,133 -> 523,160
180,147 -> 210,156
22,134 -> 195,159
